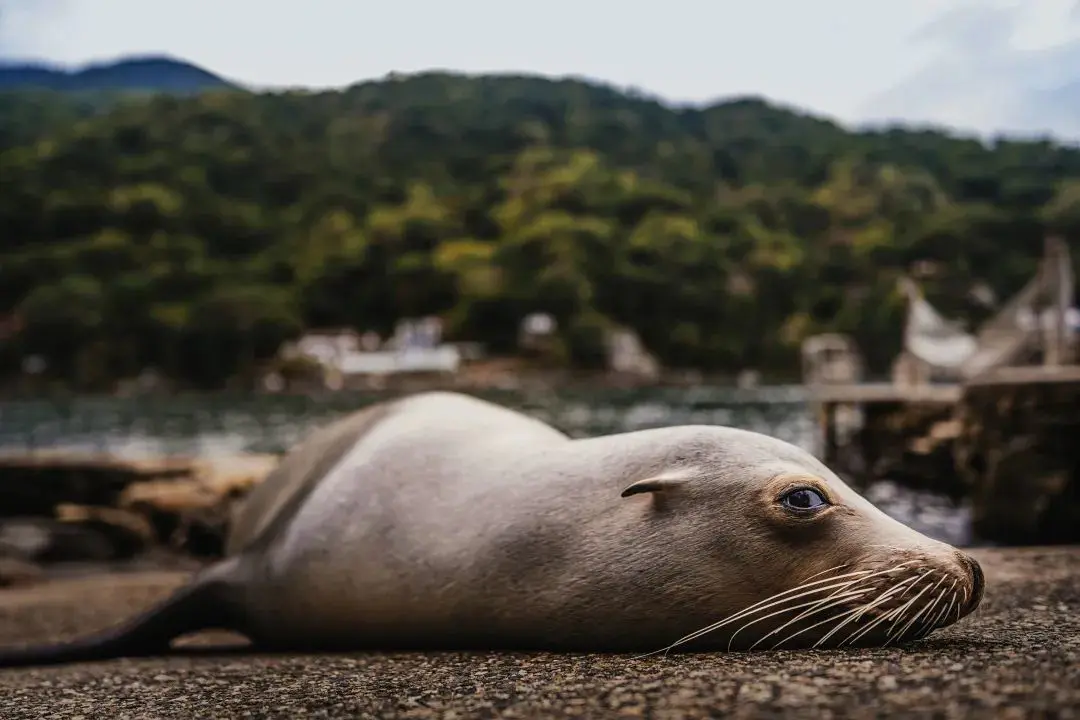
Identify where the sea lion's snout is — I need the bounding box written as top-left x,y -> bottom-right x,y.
956,552 -> 985,617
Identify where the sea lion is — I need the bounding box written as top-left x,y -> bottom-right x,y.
0,391 -> 984,667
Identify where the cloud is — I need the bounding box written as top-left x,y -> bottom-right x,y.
909,2 -> 1017,53
0,0 -> 67,58
862,1 -> 1080,139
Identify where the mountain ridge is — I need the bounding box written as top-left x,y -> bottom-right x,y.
1,53 -> 1071,145
0,54 -> 238,93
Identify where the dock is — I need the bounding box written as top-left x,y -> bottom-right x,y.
808,369 -> 1080,544
802,236 -> 1079,544
961,363 -> 1080,385
808,382 -> 961,404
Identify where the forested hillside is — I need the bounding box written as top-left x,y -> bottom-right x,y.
2,71 -> 1079,389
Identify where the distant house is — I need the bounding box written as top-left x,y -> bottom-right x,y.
518,313 -> 558,354
605,326 -> 660,380
274,319 -> 465,391
801,334 -> 864,386
289,327 -> 366,367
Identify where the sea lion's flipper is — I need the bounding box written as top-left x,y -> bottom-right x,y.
0,562 -> 244,669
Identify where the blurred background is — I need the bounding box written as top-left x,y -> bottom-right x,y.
1,0 -> 1078,584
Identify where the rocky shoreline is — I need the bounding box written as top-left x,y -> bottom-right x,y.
0,452 -> 278,587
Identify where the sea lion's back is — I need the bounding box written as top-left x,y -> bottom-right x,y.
225,392 -> 566,555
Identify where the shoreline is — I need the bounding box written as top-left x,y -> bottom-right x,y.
0,357 -> 803,401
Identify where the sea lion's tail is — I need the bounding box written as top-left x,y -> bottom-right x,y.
0,561 -> 245,669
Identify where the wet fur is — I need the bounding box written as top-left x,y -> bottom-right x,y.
0,391 -> 984,667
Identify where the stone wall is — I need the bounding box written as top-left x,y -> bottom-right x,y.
954,377 -> 1080,544
853,401 -> 964,498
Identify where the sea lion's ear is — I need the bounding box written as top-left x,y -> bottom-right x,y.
620,469 -> 694,497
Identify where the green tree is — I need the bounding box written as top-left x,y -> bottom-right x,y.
2,73 -> 1078,389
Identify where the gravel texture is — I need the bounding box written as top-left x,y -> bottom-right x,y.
0,546 -> 1077,719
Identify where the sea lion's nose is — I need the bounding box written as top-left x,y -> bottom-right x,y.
957,552 -> 985,615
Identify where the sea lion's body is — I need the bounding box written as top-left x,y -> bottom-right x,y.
0,391 -> 985,667
229,391 -> 594,650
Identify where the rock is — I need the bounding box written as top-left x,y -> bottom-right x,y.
116,479 -> 238,557
0,451 -> 195,516
120,478 -> 221,516
0,452 -> 281,564
0,517 -> 116,563
956,374 -> 1080,544
55,503 -> 157,558
0,557 -> 42,588
115,454 -> 279,557
0,518 -> 51,559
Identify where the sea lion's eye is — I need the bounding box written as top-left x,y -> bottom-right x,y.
779,488 -> 829,512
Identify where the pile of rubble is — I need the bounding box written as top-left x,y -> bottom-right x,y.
0,452 -> 279,587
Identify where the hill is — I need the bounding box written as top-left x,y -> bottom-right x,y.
0,71 -> 1078,390
0,55 -> 237,93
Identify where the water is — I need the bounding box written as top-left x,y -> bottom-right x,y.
0,386 -> 971,545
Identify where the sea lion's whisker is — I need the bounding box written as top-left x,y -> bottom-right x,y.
843,602 -> 908,647
892,576 -> 948,643
794,575 -> 922,650
798,563 -> 852,584
883,579 -> 934,642
736,571 -> 913,652
734,561 -> 928,651
731,570 -> 897,651
883,573 -> 938,644
747,589 -> 870,651
770,603 -> 874,651
812,575 -> 921,648
841,571 -> 933,647
890,574 -> 949,643
933,583 -> 956,626
914,588 -> 948,639
904,593 -> 943,642
652,562 -> 917,656
736,588 -> 870,651
634,568 -> 894,658
917,579 -> 957,636
685,562 -> 914,650
638,584 -> 853,658
852,574 -> 920,622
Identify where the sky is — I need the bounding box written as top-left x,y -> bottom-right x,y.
2,0 -> 1080,139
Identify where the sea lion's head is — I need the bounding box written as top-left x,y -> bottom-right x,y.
618,426 -> 984,653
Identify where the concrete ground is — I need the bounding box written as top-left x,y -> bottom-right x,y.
0,546 -> 1076,719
